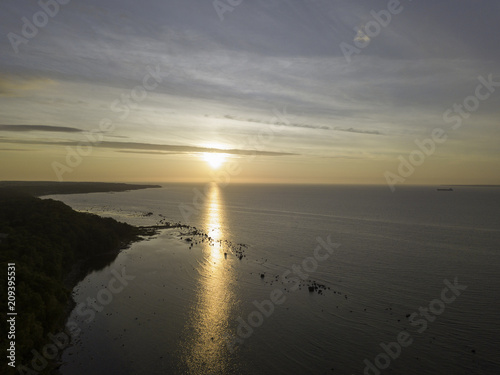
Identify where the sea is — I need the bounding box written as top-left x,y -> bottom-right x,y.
44,184 -> 500,375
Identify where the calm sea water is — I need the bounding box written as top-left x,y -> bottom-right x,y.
45,184 -> 500,375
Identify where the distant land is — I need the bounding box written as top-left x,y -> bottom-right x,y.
0,181 -> 161,197
447,185 -> 500,187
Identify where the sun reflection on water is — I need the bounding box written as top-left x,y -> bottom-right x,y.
181,183 -> 237,374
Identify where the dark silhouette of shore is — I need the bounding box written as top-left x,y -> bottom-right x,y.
0,182 -> 159,374
0,181 -> 161,197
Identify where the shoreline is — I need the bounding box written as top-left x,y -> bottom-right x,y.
0,181 -> 162,197
0,182 -> 249,374
0,182 -> 161,374
53,230 -> 155,374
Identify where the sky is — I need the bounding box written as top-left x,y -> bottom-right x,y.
0,0 -> 499,185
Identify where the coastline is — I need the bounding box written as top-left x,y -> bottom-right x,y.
5,183 -> 498,374
0,182 -> 160,374
0,181 -> 162,197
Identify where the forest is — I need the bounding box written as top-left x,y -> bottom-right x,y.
0,187 -> 151,374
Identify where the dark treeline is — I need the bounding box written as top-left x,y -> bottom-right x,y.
0,181 -> 161,197
0,188 -> 151,374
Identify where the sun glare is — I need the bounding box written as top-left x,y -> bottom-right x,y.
203,152 -> 227,169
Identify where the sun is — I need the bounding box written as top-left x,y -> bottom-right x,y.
203,152 -> 227,169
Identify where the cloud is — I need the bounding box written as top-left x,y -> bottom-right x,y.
97,141 -> 296,156
334,127 -> 382,135
0,0 -> 499,179
288,123 -> 331,131
115,150 -> 179,155
0,125 -> 83,133
0,148 -> 33,152
0,138 -> 297,157
0,75 -> 56,97
220,114 -> 330,131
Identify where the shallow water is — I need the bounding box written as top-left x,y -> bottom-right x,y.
47,184 -> 500,374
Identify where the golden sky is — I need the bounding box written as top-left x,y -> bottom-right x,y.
1,1 -> 499,186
